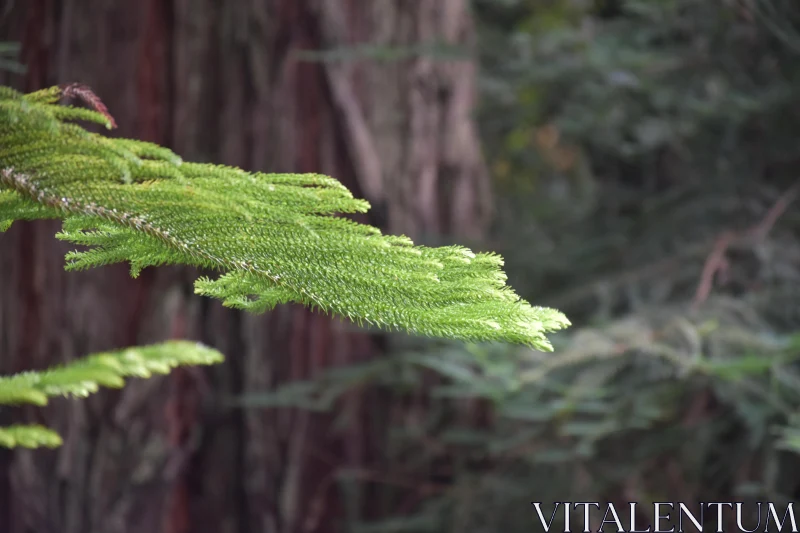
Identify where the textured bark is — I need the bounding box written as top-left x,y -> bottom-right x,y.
0,1 -> 490,532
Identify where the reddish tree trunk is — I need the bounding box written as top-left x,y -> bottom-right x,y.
0,1 -> 490,532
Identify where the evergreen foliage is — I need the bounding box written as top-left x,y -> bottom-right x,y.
0,341 -> 224,449
0,84 -> 569,350
0,83 -> 568,451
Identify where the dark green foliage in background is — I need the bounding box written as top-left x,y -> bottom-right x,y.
478,0 -> 800,315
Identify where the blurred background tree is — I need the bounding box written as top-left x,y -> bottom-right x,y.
4,0 -> 800,532
0,1 -> 488,532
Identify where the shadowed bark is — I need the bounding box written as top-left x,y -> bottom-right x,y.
0,1 -> 490,532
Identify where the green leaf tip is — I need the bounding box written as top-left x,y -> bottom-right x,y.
0,84 -> 570,350
0,425 -> 63,449
0,341 -> 224,449
0,340 -> 224,407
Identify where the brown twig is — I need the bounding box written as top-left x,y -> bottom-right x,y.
59,82 -> 118,129
692,182 -> 798,309
692,232 -> 733,309
745,182 -> 799,240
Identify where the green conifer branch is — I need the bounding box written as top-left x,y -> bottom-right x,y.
0,84 -> 570,349
0,425 -> 63,449
0,341 -> 224,448
0,341 -> 224,407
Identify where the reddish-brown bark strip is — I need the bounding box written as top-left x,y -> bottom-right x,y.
136,0 -> 171,143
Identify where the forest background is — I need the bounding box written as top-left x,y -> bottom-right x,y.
2,1 -> 800,532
